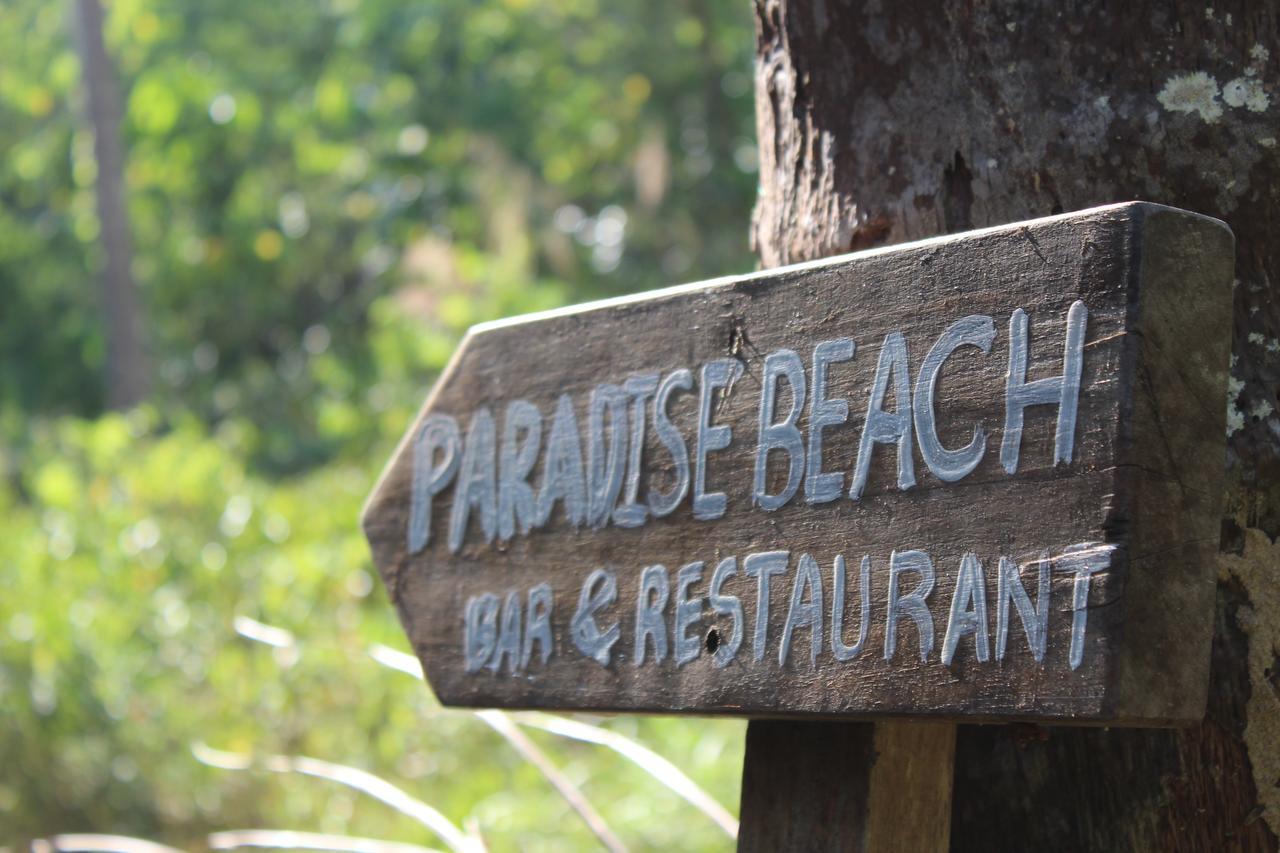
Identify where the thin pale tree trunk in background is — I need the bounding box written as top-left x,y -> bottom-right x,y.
73,0 -> 148,409
746,1 -> 1279,850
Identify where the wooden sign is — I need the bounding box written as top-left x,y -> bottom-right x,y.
362,202 -> 1233,725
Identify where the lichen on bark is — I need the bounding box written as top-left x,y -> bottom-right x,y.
1220,527 -> 1280,839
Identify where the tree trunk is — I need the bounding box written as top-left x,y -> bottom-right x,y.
74,0 -> 148,409
749,1 -> 1280,850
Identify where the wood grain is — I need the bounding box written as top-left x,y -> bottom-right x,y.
737,720 -> 875,852
735,719 -> 954,852
362,202 -> 1233,724
865,720 -> 955,852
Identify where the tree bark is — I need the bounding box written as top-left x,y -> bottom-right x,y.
74,0 -> 148,409
750,1 -> 1280,850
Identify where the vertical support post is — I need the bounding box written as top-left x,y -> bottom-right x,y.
738,720 -> 955,852
865,721 -> 955,850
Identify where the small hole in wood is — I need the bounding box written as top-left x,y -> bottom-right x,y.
705,628 -> 721,654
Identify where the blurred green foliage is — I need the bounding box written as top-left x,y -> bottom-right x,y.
0,0 -> 758,471
1,411 -> 745,849
0,0 -> 757,847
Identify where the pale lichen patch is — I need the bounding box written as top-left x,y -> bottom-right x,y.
1218,528 -> 1280,838
1157,72 -> 1224,122
1223,77 -> 1270,112
1228,405 -> 1246,435
1227,373 -> 1247,436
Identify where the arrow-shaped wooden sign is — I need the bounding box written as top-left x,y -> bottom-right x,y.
363,202 -> 1232,725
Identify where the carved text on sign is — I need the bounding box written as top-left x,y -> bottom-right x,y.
363,203 -> 1234,723
410,303 -> 1103,675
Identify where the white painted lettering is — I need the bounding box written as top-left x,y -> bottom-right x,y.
497,400 -> 541,541
745,550 -> 789,662
614,373 -> 659,528
708,556 -> 743,668
521,582 -> 554,669
996,553 -> 1050,662
851,332 -> 916,500
1001,301 -> 1088,474
464,593 -> 499,673
941,553 -> 991,665
1056,542 -> 1113,670
914,316 -> 995,482
408,414 -> 461,553
536,394 -> 587,528
754,349 -> 806,511
571,568 -> 619,666
779,553 -> 823,667
806,338 -> 854,504
885,549 -> 935,662
586,383 -> 628,529
674,561 -> 705,666
634,564 -> 671,664
490,590 -> 522,674
449,408 -> 497,553
832,555 -> 871,661
649,368 -> 693,518
693,359 -> 743,520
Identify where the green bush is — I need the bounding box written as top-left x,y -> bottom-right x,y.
0,408 -> 744,848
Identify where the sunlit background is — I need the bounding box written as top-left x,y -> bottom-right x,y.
0,0 -> 759,848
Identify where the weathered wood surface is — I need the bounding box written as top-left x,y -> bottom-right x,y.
864,720 -> 955,852
362,202 -> 1232,724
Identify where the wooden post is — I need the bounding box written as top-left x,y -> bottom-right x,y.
739,720 -> 954,852
739,721 -> 877,853
864,722 -> 954,851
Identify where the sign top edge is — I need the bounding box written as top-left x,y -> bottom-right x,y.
467,201 -> 1229,337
